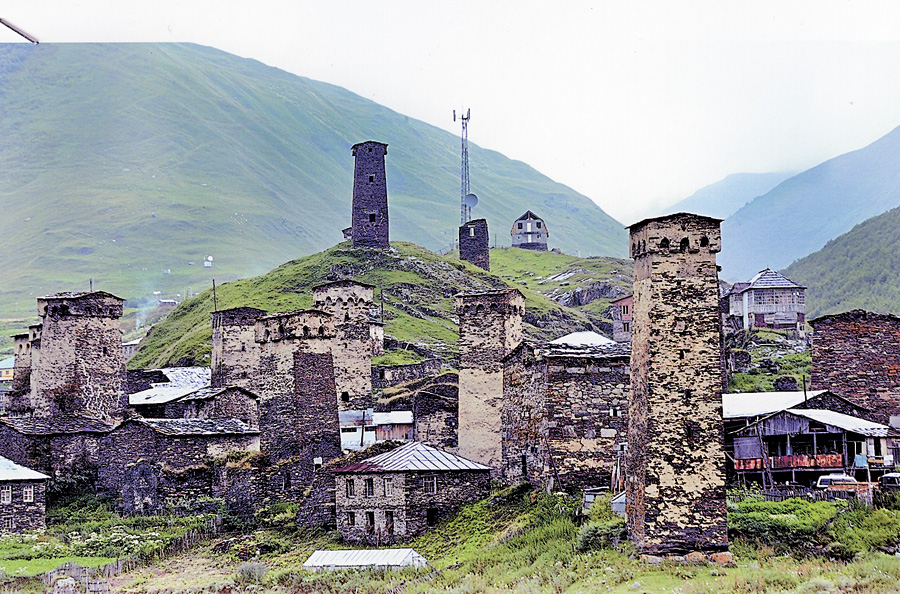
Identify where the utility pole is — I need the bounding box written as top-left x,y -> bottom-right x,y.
454,108 -> 472,225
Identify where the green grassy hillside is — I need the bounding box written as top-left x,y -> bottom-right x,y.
782,206 -> 900,319
130,243 -> 631,368
0,42 -> 626,318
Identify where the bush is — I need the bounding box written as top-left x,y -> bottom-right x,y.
728,497 -> 837,552
874,490 -> 900,511
234,561 -> 268,584
575,516 -> 626,551
254,502 -> 298,529
826,504 -> 900,559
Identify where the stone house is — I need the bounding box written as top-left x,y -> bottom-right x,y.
128,367 -> 212,418
510,211 -> 549,251
608,295 -> 633,343
723,269 -> 806,335
501,341 -> 631,492
333,442 -> 490,543
0,415 -> 113,479
810,310 -> 900,427
0,455 -> 49,533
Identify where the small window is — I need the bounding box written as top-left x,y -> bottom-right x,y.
536,222 -> 541,229
384,477 -> 393,496
426,508 -> 439,526
341,391 -> 350,403
423,475 -> 437,494
347,512 -> 356,526
469,227 -> 475,237
2,517 -> 12,531
369,174 -> 375,182
679,237 -> 689,252
385,510 -> 394,535
521,454 -> 527,477
699,236 -> 709,247
517,222 -> 523,230
369,213 -> 376,223
621,305 -> 629,315
622,322 -> 631,333
313,457 -> 323,471
346,479 -> 356,498
365,478 -> 374,497
0,486 -> 10,505
608,407 -> 622,418
366,511 -> 375,534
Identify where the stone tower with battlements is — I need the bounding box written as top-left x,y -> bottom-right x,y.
29,292 -> 126,421
626,213 -> 727,554
351,141 -> 390,249
211,307 -> 268,389
312,280 -> 375,411
456,289 -> 524,475
459,218 -> 490,271
253,309 -> 341,477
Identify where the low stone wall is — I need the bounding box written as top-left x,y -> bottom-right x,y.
372,358 -> 443,389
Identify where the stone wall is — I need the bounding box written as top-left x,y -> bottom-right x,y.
626,213 -> 727,554
0,425 -> 104,480
351,141 -> 390,249
501,345 -> 547,487
313,281 -> 374,411
211,307 -> 267,389
11,333 -> 31,393
456,290 -> 524,472
413,388 -> 458,449
30,292 -> 126,420
810,310 -> 900,425
372,358 -> 442,390
459,218 -> 490,271
0,480 -> 46,533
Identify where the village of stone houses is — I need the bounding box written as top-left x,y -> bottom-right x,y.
3,114 -> 900,594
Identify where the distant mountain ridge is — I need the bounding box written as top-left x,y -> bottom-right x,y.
0,43 -> 626,316
719,125 -> 900,281
662,171 -> 795,220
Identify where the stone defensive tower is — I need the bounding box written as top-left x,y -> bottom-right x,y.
456,289 -> 524,474
313,280 -> 375,411
29,292 -> 126,420
211,307 -> 268,389
459,218 -> 490,271
253,309 -> 341,476
626,213 -> 727,554
351,141 -> 390,249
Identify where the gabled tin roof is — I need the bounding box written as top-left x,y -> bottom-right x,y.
333,441 -> 490,473
0,455 -> 49,482
784,408 -> 900,438
723,391 -> 830,419
737,268 -> 805,292
128,367 -> 211,406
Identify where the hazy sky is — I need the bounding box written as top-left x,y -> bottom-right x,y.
4,1 -> 900,223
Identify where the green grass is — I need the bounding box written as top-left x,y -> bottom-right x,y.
372,349 -> 427,366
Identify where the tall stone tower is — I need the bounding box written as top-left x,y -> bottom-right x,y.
313,280 -> 375,411
626,213 -> 727,554
351,141 -> 390,249
456,289 -> 524,474
253,309 -> 342,477
211,307 -> 267,389
459,218 -> 490,271
30,292 -> 126,420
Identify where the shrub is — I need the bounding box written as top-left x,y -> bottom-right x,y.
575,516 -> 626,551
234,561 -> 268,584
874,490 -> 900,511
825,504 -> 900,559
254,502 -> 299,529
728,497 -> 837,552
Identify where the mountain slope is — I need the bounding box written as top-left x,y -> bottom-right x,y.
719,126 -> 900,281
782,206 -> 900,319
130,243 -> 632,368
662,171 -> 795,219
0,43 -> 626,317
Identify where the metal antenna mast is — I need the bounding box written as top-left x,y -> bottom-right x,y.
454,108 -> 472,225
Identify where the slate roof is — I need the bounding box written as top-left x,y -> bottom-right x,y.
534,341 -> 631,360
333,441 -> 491,473
128,367 -> 211,406
179,386 -> 258,402
0,414 -> 115,435
303,548 -> 426,570
0,455 -> 49,482
722,391 -> 831,419
136,418 -> 258,436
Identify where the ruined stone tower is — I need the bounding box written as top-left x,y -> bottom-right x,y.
29,292 -> 126,420
459,218 -> 490,271
312,280 -> 374,411
456,289 -> 524,474
626,213 -> 727,554
253,309 -> 341,476
211,307 -> 268,389
351,141 -> 389,249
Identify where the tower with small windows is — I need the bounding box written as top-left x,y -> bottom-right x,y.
625,212 -> 728,554
351,141 -> 390,249
459,218 -> 490,271
211,307 -> 267,389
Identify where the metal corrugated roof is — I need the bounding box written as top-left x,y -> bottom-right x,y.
303,548 -> 426,570
128,367 -> 211,405
372,411 -> 413,425
0,356 -> 14,370
549,331 -> 615,347
739,268 -> 805,292
784,408 -> 900,437
722,391 -> 829,419
0,455 -> 49,481
535,341 -> 631,359
333,442 -> 491,473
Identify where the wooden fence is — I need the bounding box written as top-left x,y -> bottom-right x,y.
39,515 -> 222,589
729,487 -> 873,505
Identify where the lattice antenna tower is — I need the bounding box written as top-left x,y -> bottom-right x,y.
454,108 -> 472,225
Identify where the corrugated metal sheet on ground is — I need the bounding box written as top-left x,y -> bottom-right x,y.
303,548 -> 426,570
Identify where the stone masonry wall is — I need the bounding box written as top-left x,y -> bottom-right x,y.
626,213 -> 727,554
0,427 -> 103,480
372,359 -> 443,390
459,218 -> 490,271
351,141 -> 390,249
810,310 -> 900,425
456,290 -> 524,473
501,345 -> 548,487
405,470 -> 490,537
211,307 -> 267,389
0,480 -> 46,533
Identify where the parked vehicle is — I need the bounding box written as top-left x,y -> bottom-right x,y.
879,472 -> 900,492
815,474 -> 858,489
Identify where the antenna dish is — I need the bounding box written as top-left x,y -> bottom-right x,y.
207,256 -> 214,262
464,193 -> 478,208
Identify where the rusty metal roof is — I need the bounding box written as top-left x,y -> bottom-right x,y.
333,441 -> 490,473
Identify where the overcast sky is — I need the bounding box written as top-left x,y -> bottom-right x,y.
4,1 -> 900,223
